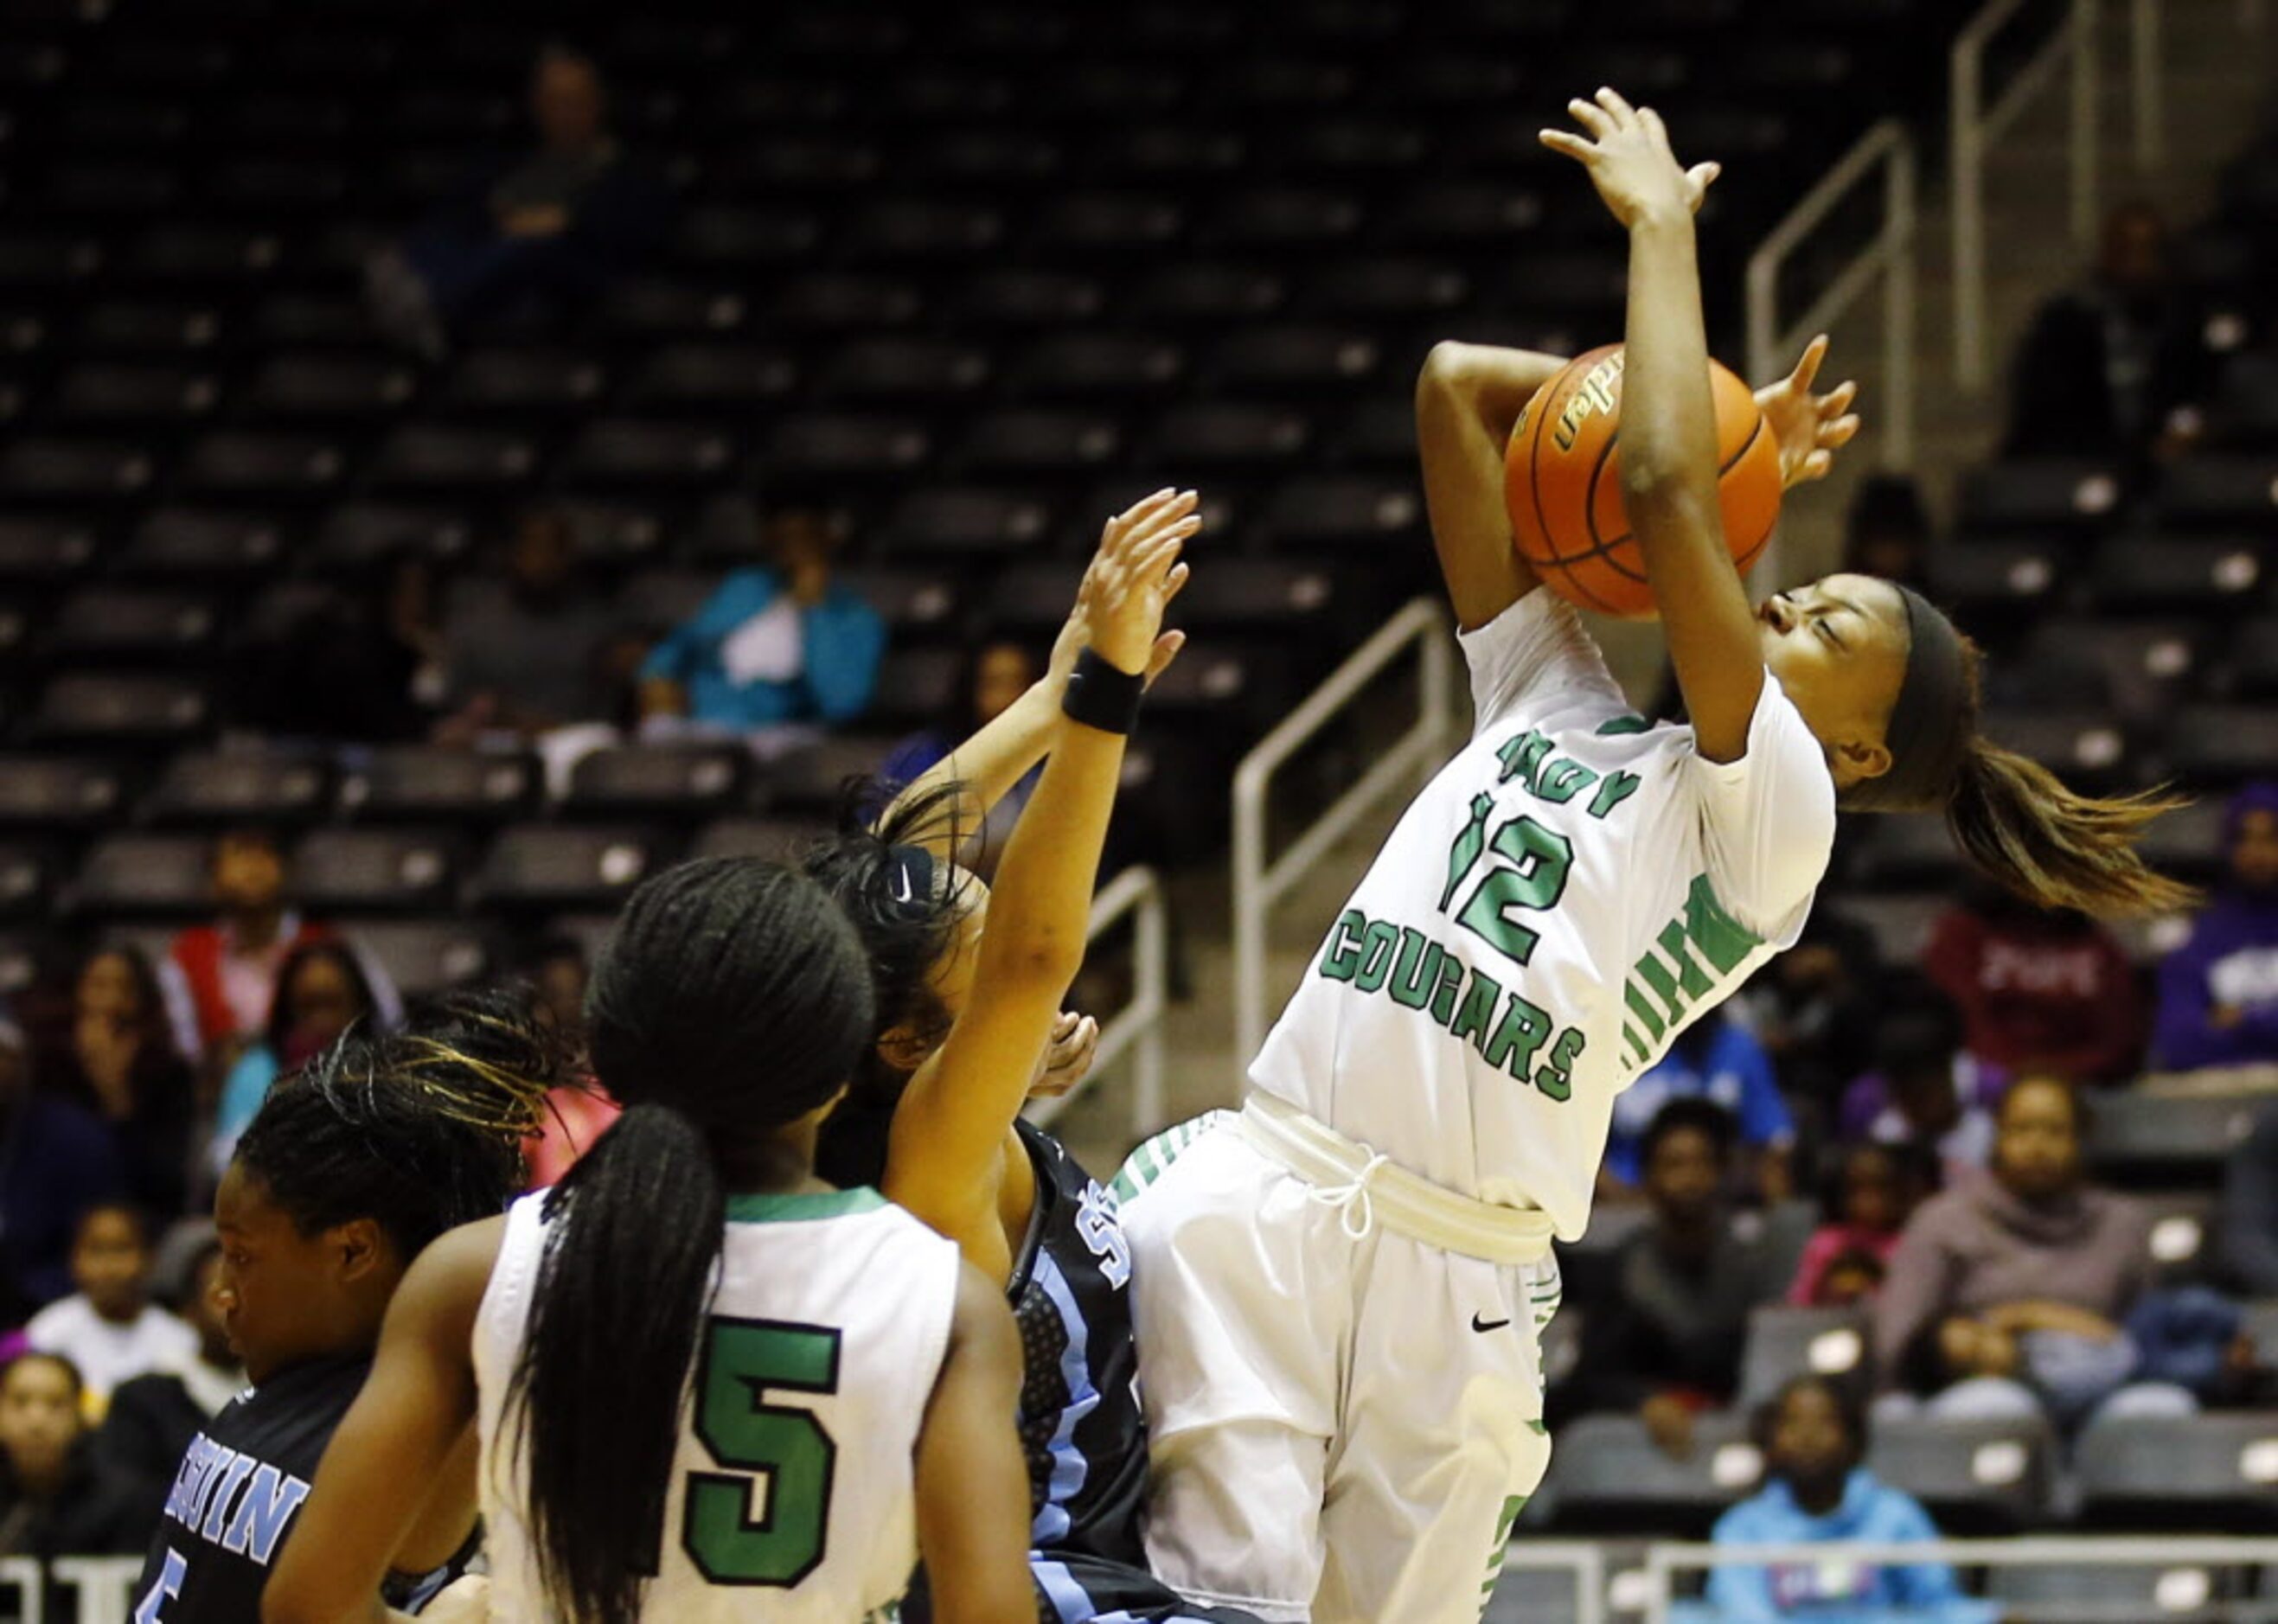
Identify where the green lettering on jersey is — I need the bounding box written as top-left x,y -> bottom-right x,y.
1494,730 -> 1554,792
1587,770 -> 1643,821
1449,968 -> 1503,1056
1385,930 -> 1442,1012
684,1320 -> 841,1587
1481,991 -> 1551,1082
1319,909 -> 1366,982
1352,920 -> 1401,994
1533,1028 -> 1585,1102
1427,949 -> 1466,1026
1595,714 -> 1650,736
1442,794 -> 1495,911
1533,758 -> 1599,805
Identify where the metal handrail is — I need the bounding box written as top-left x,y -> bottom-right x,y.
1027,862 -> 1168,1140
1501,1540 -> 1609,1624
1744,118 -> 1918,477
1641,1535 -> 2278,1623
1952,0 -> 2101,388
1232,598 -> 1456,1065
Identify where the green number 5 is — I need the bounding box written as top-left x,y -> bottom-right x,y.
1448,814 -> 1573,967
684,1319 -> 841,1588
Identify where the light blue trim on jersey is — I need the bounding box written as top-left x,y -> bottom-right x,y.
1034,1557 -> 1098,1623
1029,1249 -> 1098,1548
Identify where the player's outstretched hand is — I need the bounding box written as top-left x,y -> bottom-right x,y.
1755,335 -> 1862,489
1081,489 -> 1197,679
1540,86 -> 1719,230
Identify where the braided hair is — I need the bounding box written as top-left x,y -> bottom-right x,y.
505,857 -> 874,1624
234,985 -> 560,1262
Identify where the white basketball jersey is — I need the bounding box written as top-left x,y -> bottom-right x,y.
473,1186 -> 961,1624
1250,591 -> 1837,1241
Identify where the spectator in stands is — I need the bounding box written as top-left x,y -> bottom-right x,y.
1873,1077 -> 2189,1428
523,935 -> 589,1047
1601,1010 -> 1795,1205
1788,1141 -> 1933,1308
2153,781 -> 2278,1071
365,44 -> 670,357
1840,474 -> 1933,591
2221,1100 -> 2278,1296
1840,976 -> 2006,1177
95,1239 -> 239,1525
25,1205 -> 195,1409
881,638 -> 1044,879
0,1353 -> 144,1564
1924,883 -> 2145,1085
1699,1375 -> 1996,1624
31,947 -> 195,1220
637,507 -> 886,749
0,1020 -> 125,1318
208,943 -> 381,1178
1744,910 -> 1882,1110
162,830 -> 400,1065
433,505 -> 624,745
2001,201 -> 2209,468
229,556 -> 438,745
1553,1101 -> 1790,1456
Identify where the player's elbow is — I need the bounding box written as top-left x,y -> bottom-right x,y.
260,1576 -> 333,1624
1416,341 -> 1478,413
1622,464 -> 1716,537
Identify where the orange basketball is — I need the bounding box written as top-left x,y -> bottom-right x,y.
1503,344 -> 1782,618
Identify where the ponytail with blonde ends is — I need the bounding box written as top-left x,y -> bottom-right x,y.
1947,738 -> 2197,917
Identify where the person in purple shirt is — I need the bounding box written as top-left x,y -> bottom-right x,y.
2153,781 -> 2278,1071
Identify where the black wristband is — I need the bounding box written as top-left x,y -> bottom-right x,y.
1062,648 -> 1146,736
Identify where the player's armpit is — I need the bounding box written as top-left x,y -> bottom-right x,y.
914,1262 -> 1034,1624
1416,341 -> 1565,632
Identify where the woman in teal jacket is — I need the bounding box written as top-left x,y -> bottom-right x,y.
637,508 -> 885,732
1696,1377 -> 1996,1624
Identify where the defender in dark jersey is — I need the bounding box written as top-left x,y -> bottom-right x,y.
131,989 -> 558,1622
808,491 -> 1257,1624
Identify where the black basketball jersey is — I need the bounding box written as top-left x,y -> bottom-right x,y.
1009,1119 -> 1149,1566
129,1354 -> 466,1622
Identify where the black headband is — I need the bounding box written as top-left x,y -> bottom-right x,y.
1853,586 -> 1971,812
884,844 -> 938,922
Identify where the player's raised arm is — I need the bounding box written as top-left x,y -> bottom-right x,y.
1542,88 -> 1763,760
914,1262 -> 1039,1624
884,492 -> 1193,1280
1414,340 -> 1568,631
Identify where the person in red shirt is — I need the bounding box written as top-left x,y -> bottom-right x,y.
1923,882 -> 2147,1084
160,830 -> 398,1065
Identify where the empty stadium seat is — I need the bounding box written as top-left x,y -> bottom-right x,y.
2076,1412 -> 2278,1531
51,361 -> 219,427
243,354 -> 417,424
313,504 -> 475,570
768,272 -> 925,333
2156,455 -> 2278,529
760,737 -> 899,813
1148,403 -> 1311,470
1735,1305 -> 1871,1407
814,337 -> 993,405
2015,615 -> 2206,711
2087,535 -> 2266,617
475,825 -> 662,912
1262,475 -> 1426,552
291,828 -> 463,915
691,816 -> 834,864
1865,1413 -> 2057,1533
118,509 -> 287,582
765,413 -> 931,482
1926,539 -> 2065,632
562,745 -> 749,821
869,648 -> 964,730
2229,617 -> 2278,700
1852,812 -> 1968,891
368,425 -> 540,495
2132,796 -> 2232,886
0,437 -> 157,502
0,757 -> 128,829
336,748 -> 540,824
29,672 -> 208,744
178,431 -> 347,501
440,348 -> 610,417
0,517 -> 99,585
1545,1413 -> 1759,1536
2085,1091 -> 2256,1188
349,919 -> 496,1000
144,751 -> 330,826
0,847 -> 53,924
671,204 -> 823,272
73,832 -> 215,918
1009,333 -> 1187,401
559,419 -> 739,491
1956,458 -> 2129,537
1987,1561 -> 2247,1624
48,587 -> 220,664
624,344 -> 797,412
1127,263 -> 1285,323
1212,326 -> 1383,393
2165,706 -> 2278,784
2137,1190 -> 2221,1282
957,411 -> 1123,478
951,269 -> 1106,328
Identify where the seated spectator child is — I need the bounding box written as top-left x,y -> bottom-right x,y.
1603,1009 -> 1795,1203
1552,1100 -> 1791,1457
209,942 -> 382,1178
1788,1142 -> 1932,1308
24,1206 -> 195,1410
433,505 -> 625,745
0,1020 -> 123,1319
880,638 -> 1044,880
2153,781 -> 2278,1071
1743,910 -> 1883,1111
1873,1077 -> 2192,1429
0,1352 -> 144,1565
637,506 -> 885,749
1840,979 -> 2006,1178
1924,884 -> 2145,1086
94,1239 -> 240,1525
1694,1375 -> 1997,1624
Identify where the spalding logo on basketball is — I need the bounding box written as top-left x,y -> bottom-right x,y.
1505,344 -> 1782,619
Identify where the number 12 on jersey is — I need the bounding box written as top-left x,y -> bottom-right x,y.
1439,793 -> 1573,968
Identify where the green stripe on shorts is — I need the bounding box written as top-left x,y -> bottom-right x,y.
1110,1110 -> 1231,1205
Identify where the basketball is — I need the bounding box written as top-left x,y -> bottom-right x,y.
1503,344 -> 1783,618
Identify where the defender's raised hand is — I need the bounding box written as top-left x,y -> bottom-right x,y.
1755,335 -> 1863,489
1540,87 -> 1719,230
